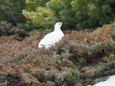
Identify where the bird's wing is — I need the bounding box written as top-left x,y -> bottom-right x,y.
38,32 -> 55,47
38,31 -> 63,47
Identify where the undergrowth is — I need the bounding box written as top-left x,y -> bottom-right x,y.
0,22 -> 115,86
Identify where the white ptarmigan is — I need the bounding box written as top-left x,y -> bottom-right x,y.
93,75 -> 115,86
38,22 -> 64,49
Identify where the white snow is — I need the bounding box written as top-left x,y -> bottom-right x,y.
38,22 -> 64,49
93,75 -> 115,86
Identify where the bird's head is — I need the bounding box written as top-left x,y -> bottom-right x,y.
54,22 -> 62,31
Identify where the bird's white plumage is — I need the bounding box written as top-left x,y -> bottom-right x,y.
38,22 -> 64,49
93,75 -> 115,86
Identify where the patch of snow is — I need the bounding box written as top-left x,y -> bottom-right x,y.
93,75 -> 115,86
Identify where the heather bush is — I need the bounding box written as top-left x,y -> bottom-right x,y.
0,21 -> 29,37
0,21 -> 13,36
0,22 -> 115,85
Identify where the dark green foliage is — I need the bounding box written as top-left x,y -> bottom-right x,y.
35,0 -> 50,6
23,0 -> 115,30
71,0 -> 115,29
25,0 -> 50,11
17,22 -> 38,31
63,74 -> 77,86
0,0 -> 26,25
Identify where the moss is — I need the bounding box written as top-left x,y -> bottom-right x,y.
63,74 -> 77,86
45,65 -> 52,70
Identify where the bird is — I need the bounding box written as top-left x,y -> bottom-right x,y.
38,22 -> 64,49
93,75 -> 115,86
